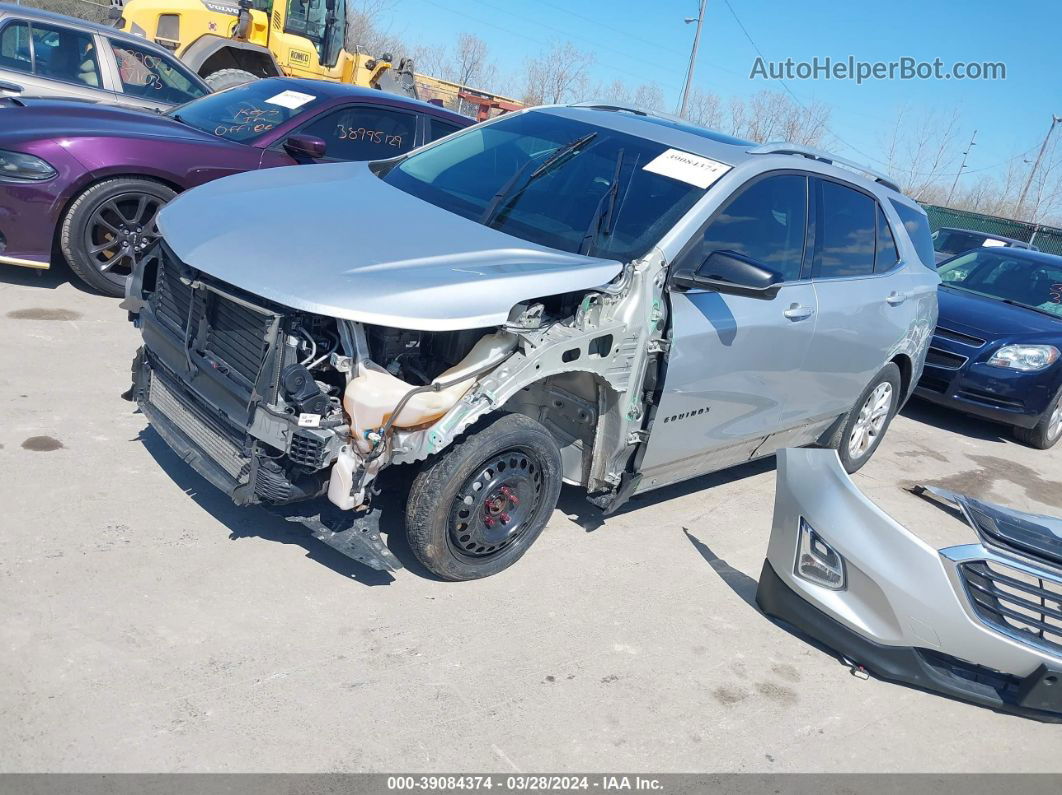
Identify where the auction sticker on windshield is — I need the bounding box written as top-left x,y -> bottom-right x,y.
265,90 -> 316,110
643,148 -> 731,189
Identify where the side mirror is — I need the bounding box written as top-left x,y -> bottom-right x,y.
284,134 -> 327,159
672,250 -> 783,299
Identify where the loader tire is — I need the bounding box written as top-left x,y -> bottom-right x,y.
204,69 -> 258,91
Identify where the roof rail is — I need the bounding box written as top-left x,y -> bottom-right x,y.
571,101 -> 651,116
571,102 -> 690,125
747,142 -> 901,193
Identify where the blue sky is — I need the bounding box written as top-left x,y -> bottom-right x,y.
376,0 -> 1061,186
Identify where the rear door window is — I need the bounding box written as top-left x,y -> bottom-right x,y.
813,179 -> 875,278
889,199 -> 935,267
682,174 -> 808,282
108,39 -> 207,104
0,21 -> 32,74
428,117 -> 463,142
874,206 -> 900,273
29,22 -> 101,88
296,105 -> 418,161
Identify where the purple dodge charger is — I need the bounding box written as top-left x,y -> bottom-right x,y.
0,77 -> 470,295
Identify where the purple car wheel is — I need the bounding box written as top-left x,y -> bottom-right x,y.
61,177 -> 176,297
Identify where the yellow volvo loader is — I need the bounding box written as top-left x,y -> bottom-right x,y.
114,0 -> 417,94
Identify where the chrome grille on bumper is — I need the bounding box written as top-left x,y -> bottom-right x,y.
960,558 -> 1062,656
147,372 -> 247,480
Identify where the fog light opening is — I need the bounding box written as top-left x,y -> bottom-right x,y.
795,517 -> 846,590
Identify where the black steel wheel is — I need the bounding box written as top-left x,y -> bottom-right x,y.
448,448 -> 544,557
406,413 -> 563,580
60,177 -> 176,296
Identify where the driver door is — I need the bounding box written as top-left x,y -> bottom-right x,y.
637,173 -> 819,491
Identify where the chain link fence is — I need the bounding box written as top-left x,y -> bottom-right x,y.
14,0 -> 113,24
921,204 -> 1062,256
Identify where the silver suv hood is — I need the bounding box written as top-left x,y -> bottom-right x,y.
156,161 -> 623,331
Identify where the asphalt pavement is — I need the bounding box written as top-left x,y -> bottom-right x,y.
2,263 -> 1060,772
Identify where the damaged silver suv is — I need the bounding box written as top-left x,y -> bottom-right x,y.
123,104 -> 939,580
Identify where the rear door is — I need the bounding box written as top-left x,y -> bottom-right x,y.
638,172 -> 819,491
0,18 -> 111,104
804,178 -> 916,421
283,102 -> 422,162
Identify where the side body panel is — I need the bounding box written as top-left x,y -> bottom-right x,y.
807,268 -> 915,418
636,282 -> 818,490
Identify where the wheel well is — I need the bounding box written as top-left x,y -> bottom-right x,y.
200,48 -> 280,79
891,353 -> 913,399
500,370 -> 621,486
51,175 -> 181,260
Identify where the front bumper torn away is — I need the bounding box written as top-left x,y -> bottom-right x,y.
756,448 -> 1062,722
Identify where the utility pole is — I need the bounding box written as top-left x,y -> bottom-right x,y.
946,129 -> 977,206
1016,114 -> 1061,219
677,0 -> 708,118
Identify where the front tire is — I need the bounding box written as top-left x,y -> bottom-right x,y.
405,413 -> 563,581
830,363 -> 902,473
1014,387 -> 1062,450
60,177 -> 175,297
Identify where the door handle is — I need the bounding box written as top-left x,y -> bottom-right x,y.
783,303 -> 815,320
886,291 -> 907,306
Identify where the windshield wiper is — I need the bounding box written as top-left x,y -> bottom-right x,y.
579,148 -> 625,256
479,132 -> 598,227
1000,298 -> 1062,320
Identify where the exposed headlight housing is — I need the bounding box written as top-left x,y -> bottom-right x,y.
987,344 -> 1060,372
0,149 -> 57,181
795,518 -> 846,590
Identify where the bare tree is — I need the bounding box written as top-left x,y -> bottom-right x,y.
631,83 -> 665,112
521,41 -> 594,106
447,33 -> 495,87
346,0 -> 407,57
409,43 -> 448,77
725,90 -> 830,147
878,105 -> 962,199
683,87 -> 724,129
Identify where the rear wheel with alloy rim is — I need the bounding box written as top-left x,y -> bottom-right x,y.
1014,387 -> 1062,450
406,413 -> 562,580
60,177 -> 176,296
830,362 -> 902,473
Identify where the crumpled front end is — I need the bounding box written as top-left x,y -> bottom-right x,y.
756,447 -> 1062,722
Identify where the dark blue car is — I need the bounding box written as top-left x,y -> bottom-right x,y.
916,247 -> 1062,448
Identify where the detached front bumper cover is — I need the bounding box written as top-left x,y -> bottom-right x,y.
756,448 -> 1062,722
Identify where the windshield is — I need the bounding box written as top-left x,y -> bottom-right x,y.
285,0 -> 343,64
168,81 -> 326,142
380,110 -> 713,261
939,250 -> 1062,318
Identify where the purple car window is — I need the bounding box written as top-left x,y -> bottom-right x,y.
295,105 -> 418,160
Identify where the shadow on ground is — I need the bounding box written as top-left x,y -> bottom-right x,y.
683,528 -> 845,663
557,455 -> 777,532
0,256 -> 101,295
901,397 -> 1014,445
137,424 -> 418,585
